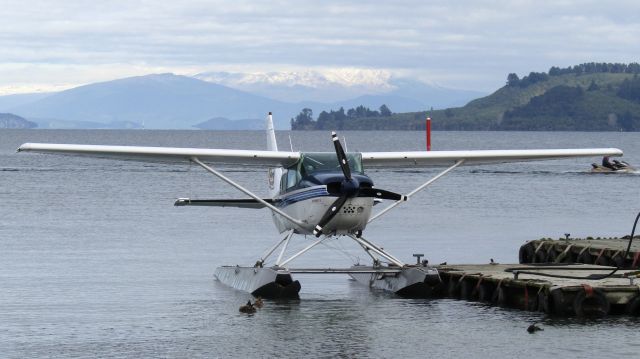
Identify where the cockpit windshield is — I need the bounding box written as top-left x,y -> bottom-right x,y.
280,152 -> 365,191
299,152 -> 363,177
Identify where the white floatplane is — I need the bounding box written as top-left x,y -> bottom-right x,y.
18,113 -> 623,298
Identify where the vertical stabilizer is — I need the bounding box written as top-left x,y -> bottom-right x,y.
266,112 -> 278,152
266,112 -> 283,198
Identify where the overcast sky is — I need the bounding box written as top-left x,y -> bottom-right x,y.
1,0 -> 638,94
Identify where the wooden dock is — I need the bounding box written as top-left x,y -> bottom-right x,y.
287,261 -> 640,317
519,236 -> 640,268
217,235 -> 640,317
430,263 -> 640,317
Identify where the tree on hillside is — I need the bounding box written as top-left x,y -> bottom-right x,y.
618,77 -> 640,103
619,111 -> 634,131
379,104 -> 392,117
290,108 -> 314,130
346,105 -> 380,118
334,107 -> 347,128
518,72 -> 549,87
548,62 -> 640,76
317,110 -> 331,128
503,85 -> 585,122
507,73 -> 520,86
548,66 -> 561,76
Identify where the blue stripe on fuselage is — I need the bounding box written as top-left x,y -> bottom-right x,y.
276,187 -> 330,207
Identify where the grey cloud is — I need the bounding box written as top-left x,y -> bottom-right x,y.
1,0 -> 639,91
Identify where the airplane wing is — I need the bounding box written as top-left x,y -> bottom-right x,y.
18,143 -> 622,168
360,148 -> 623,168
17,143 -> 300,167
174,198 -> 272,209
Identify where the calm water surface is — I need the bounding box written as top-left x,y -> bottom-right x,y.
1,130 -> 639,358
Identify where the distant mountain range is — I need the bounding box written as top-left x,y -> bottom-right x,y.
193,117 -> 265,130
293,63 -> 640,131
194,70 -> 483,111
0,113 -> 36,129
0,71 -> 484,129
0,93 -> 52,110
5,74 -> 289,129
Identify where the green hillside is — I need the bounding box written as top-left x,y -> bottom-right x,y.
291,63 -> 640,131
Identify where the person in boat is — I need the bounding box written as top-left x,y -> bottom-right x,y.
602,156 -> 616,170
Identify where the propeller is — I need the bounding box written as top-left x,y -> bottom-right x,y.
313,195 -> 349,237
332,132 -> 351,180
313,132 -> 407,237
358,187 -> 405,201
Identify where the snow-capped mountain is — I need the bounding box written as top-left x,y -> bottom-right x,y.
194,69 -> 484,109
196,69 -> 394,90
195,69 -> 395,103
1,71 -> 485,130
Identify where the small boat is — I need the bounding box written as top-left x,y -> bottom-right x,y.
591,159 -> 636,173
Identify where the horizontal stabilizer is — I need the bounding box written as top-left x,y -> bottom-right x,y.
174,198 -> 274,209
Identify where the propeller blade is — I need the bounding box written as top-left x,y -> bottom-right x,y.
358,187 -> 407,201
331,131 -> 351,180
313,195 -> 349,237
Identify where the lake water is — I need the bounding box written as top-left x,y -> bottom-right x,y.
1,130 -> 640,358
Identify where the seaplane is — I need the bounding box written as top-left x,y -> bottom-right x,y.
18,113 -> 623,298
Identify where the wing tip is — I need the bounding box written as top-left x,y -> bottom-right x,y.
16,143 -> 30,153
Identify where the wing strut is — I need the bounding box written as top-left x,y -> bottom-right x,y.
348,234 -> 405,267
368,159 -> 465,224
190,157 -> 305,228
257,229 -> 294,267
275,229 -> 294,266
278,235 -> 330,268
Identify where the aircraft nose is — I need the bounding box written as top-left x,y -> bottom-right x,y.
340,177 -> 359,196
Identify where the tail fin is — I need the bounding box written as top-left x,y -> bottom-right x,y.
266,112 -> 282,197
266,112 -> 278,152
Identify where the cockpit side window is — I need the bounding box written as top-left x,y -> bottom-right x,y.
280,170 -> 288,192
286,165 -> 300,189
